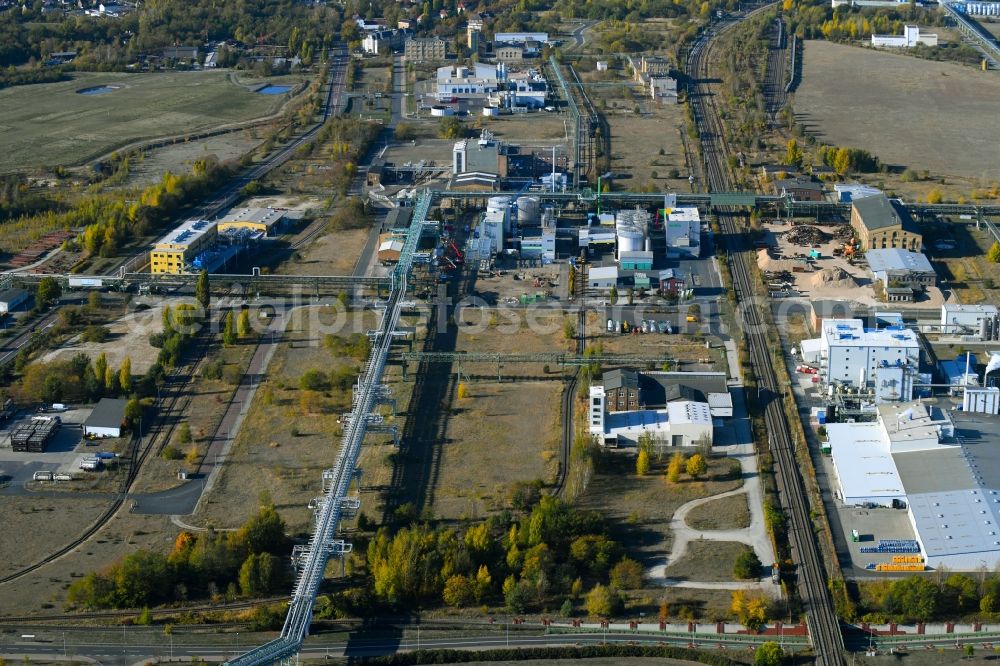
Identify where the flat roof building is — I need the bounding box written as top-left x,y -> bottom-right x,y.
941,304 -> 1000,340
830,403 -> 1000,569
150,219 -> 218,274
805,318 -> 920,401
589,385 -> 713,447
217,207 -> 286,236
664,207 -> 700,257
404,37 -> 446,62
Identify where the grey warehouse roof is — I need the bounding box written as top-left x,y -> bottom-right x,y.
84,398 -> 129,429
853,193 -> 917,232
866,248 -> 934,274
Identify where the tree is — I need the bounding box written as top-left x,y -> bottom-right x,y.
733,546 -> 762,580
118,357 -> 132,393
178,423 -> 192,445
87,291 -> 102,310
609,558 -> 644,589
686,453 -> 707,479
237,310 -> 252,338
785,138 -> 803,168
36,276 -> 61,309
885,576 -> 938,621
667,451 -> 684,483
195,269 -> 210,312
560,598 -> 574,617
222,311 -> 236,346
442,575 -> 473,607
585,583 -> 621,617
755,641 -> 784,666
94,353 -> 108,394
927,189 -> 943,204
636,449 -> 650,476
731,590 -> 768,631
608,285 -> 618,304
988,241 -> 1000,263
104,365 -> 118,394
457,382 -> 469,399
563,317 -> 576,342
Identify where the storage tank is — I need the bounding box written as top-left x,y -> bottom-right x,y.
516,196 -> 540,225
430,105 -> 454,117
616,227 -> 645,258
487,196 -> 510,212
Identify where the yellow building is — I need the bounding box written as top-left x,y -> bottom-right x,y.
851,194 -> 922,252
150,219 -> 218,274
217,207 -> 286,236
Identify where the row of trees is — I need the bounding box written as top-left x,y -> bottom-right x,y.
67,498 -> 289,608
857,572 -> 1000,622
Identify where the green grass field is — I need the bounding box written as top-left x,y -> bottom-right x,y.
0,70 -> 304,172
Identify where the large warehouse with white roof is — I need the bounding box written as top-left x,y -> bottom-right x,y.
829,401 -> 1000,569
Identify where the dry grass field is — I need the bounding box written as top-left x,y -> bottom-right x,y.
430,380 -> 562,520
685,493 -> 751,531
662,540 -> 746,583
795,40 -> 1000,182
0,71 -> 304,172
0,506 -> 175,615
191,309 -> 387,535
125,131 -> 266,188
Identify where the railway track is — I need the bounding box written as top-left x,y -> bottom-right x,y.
686,7 -> 845,665
762,17 -> 789,124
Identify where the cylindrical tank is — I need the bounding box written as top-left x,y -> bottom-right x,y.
516,196 -> 540,225
430,105 -> 454,117
617,228 -> 645,256
487,196 -> 510,212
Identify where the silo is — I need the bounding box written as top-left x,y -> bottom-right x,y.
516,196 -> 540,225
616,226 -> 646,259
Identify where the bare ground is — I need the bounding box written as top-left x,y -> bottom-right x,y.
39,303 -> 165,374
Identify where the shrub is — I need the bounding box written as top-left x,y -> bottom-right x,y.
733,547 -> 762,580
81,325 -> 110,343
299,369 -> 329,391
610,558 -> 644,590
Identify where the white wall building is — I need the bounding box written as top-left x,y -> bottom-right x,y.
494,32 -> 549,44
941,304 -> 1000,340
479,199 -> 507,256
664,207 -> 701,257
650,76 -> 678,102
871,24 -> 938,48
588,385 -> 713,447
436,64 -> 498,100
588,265 -> 619,290
804,319 -> 921,401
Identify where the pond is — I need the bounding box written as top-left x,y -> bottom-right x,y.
257,84 -> 292,95
77,85 -> 120,95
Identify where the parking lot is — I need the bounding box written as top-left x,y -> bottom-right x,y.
0,406 -> 122,491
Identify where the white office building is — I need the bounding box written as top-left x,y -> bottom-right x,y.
802,319 -> 920,401
494,32 -> 549,44
664,207 -> 701,257
871,24 -> 938,48
436,64 -> 498,100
